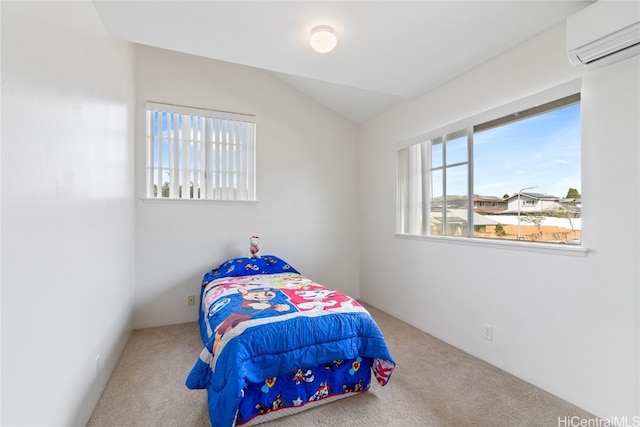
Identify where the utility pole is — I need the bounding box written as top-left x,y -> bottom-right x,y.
517,186 -> 538,240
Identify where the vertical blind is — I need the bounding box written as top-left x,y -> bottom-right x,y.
145,102 -> 256,201
397,128 -> 471,237
397,143 -> 426,235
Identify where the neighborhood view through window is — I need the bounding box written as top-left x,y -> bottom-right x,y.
397,93 -> 581,245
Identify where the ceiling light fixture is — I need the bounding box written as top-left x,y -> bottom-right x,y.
310,25 -> 337,53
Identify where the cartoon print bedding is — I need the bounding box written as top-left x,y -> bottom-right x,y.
186,255 -> 395,427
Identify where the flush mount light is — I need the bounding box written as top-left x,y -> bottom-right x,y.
310,25 -> 337,53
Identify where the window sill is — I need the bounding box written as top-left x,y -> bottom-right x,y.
395,233 -> 588,257
140,197 -> 258,205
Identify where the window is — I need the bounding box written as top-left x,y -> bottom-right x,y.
145,102 -> 256,201
397,90 -> 581,246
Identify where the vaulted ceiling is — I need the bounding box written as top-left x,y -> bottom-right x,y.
93,1 -> 592,123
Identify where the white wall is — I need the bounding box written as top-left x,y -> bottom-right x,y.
359,22 -> 639,420
134,46 -> 359,328
1,2 -> 136,425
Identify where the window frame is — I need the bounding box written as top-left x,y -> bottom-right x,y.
395,79 -> 587,257
143,101 -> 257,203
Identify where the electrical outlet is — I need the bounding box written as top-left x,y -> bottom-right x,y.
482,323 -> 493,341
95,355 -> 101,377
187,294 -> 196,306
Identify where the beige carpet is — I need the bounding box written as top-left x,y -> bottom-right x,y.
88,303 -> 594,426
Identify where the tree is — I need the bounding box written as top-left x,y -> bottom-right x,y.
521,213 -> 545,239
566,188 -> 581,199
549,203 -> 577,232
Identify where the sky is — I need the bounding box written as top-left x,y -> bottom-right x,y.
471,103 -> 581,199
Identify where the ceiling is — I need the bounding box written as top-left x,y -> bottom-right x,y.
93,1 -> 592,124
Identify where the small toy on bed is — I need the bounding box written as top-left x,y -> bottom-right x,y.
249,235 -> 260,258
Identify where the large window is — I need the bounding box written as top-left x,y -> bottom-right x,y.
145,102 -> 256,201
397,91 -> 581,246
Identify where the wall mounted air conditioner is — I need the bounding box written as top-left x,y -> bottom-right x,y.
567,0 -> 640,69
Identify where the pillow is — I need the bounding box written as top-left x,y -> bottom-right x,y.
202,255 -> 299,284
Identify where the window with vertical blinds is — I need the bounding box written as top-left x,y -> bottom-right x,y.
145,102 -> 256,201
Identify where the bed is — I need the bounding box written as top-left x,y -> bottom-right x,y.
185,255 -> 395,427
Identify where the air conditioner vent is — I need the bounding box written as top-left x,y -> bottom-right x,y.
567,1 -> 640,69
571,22 -> 640,65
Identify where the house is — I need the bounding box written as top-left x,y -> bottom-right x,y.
504,192 -> 562,213
2,1 -> 638,426
473,194 -> 508,214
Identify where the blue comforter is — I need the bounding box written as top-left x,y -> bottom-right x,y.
185,255 -> 395,427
